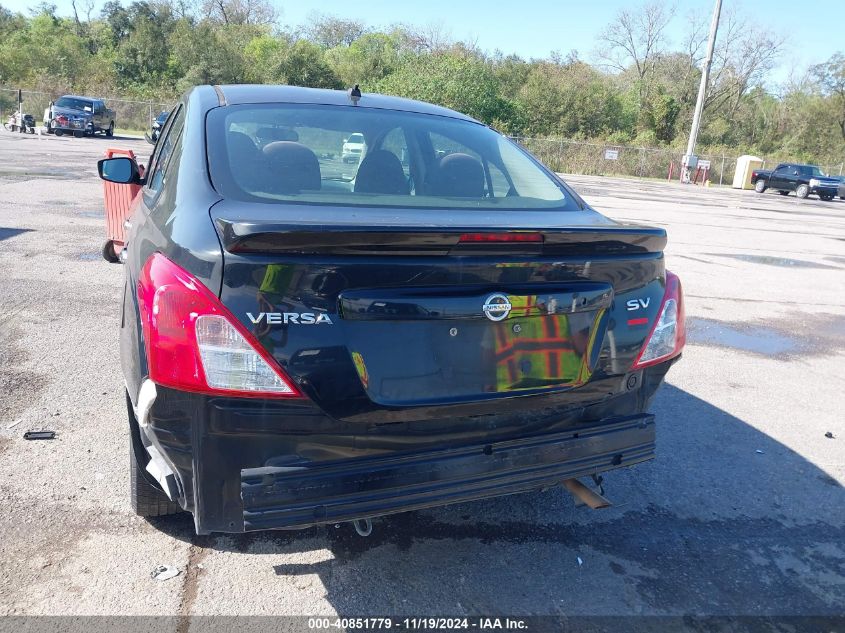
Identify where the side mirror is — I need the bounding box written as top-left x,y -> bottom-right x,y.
98,157 -> 142,184
342,138 -> 348,143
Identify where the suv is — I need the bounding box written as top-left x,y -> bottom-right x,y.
97,85 -> 684,535
751,163 -> 839,200
45,95 -> 115,137
342,132 -> 365,162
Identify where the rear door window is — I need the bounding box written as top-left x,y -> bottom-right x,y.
144,105 -> 184,201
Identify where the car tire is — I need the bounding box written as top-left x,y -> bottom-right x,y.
820,194 -> 834,202
796,184 -> 809,199
106,122 -> 114,137
73,130 -> 84,138
127,392 -> 182,518
54,128 -> 63,137
778,190 -> 789,196
754,179 -> 766,193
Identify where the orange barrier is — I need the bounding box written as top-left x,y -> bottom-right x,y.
102,148 -> 143,262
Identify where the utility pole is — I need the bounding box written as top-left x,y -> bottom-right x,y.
683,0 -> 722,183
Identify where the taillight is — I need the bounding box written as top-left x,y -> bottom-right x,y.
137,253 -> 300,398
632,271 -> 686,369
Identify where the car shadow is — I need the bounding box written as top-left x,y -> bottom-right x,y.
149,383 -> 844,616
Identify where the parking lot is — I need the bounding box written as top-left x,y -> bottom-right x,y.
0,130 -> 843,622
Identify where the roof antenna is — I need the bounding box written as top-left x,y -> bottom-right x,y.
348,84 -> 361,106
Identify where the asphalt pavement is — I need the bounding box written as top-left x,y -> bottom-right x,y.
0,130 -> 843,626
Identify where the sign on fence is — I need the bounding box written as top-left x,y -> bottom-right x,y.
604,149 -> 619,160
698,160 -> 711,169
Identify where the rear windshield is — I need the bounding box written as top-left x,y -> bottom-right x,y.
206,104 -> 570,210
55,97 -> 93,112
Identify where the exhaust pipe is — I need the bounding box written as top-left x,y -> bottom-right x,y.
562,478 -> 612,509
352,518 -> 373,537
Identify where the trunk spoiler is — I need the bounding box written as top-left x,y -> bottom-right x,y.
215,220 -> 667,256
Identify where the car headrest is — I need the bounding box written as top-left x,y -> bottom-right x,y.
227,131 -> 259,158
354,150 -> 409,195
426,152 -> 485,197
262,141 -> 321,194
257,127 -> 299,143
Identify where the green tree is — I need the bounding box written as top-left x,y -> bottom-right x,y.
325,33 -> 400,87
377,52 -> 513,125
813,53 -> 845,141
271,40 -> 342,89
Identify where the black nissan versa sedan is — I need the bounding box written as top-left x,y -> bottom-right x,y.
97,85 -> 685,535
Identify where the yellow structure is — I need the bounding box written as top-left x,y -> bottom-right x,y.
732,155 -> 764,190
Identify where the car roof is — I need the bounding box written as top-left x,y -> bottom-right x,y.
213,84 -> 479,124
59,95 -> 97,101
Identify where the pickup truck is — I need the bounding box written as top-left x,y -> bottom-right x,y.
751,163 -> 839,201
45,95 -> 115,138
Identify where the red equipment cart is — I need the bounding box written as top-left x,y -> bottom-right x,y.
101,148 -> 144,263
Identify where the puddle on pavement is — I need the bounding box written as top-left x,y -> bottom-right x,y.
687,317 -> 803,356
77,210 -> 104,218
78,252 -> 101,261
707,253 -> 840,270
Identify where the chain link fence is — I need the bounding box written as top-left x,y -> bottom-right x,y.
510,137 -> 844,186
0,86 -> 172,134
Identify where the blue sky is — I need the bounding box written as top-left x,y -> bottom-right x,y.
3,0 -> 843,83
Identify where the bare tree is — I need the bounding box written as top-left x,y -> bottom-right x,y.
596,1 -> 675,83
305,12 -> 368,48
701,8 -> 784,116
70,0 -> 96,53
201,0 -> 278,26
393,20 -> 454,54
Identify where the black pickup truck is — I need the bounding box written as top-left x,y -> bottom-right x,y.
751,163 -> 839,200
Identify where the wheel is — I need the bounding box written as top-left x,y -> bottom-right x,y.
778,190 -> 789,196
127,392 -> 182,517
102,240 -> 120,263
54,128 -> 64,136
796,184 -> 809,199
106,121 -> 114,137
820,194 -> 834,202
73,130 -> 83,138
754,179 -> 766,193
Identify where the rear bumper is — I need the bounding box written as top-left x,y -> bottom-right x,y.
140,364 -> 671,533
241,414 -> 654,531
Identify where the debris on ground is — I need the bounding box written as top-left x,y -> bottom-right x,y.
23,430 -> 56,440
825,432 -> 835,439
151,565 -> 181,581
577,556 -> 583,567
755,449 -> 764,454
6,419 -> 22,429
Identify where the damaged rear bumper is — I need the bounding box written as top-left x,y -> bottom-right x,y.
141,372 -> 665,534
242,414 -> 654,531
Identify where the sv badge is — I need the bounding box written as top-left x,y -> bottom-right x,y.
626,298 -> 650,311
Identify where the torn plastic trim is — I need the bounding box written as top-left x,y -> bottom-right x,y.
145,443 -> 179,501
135,379 -> 157,429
